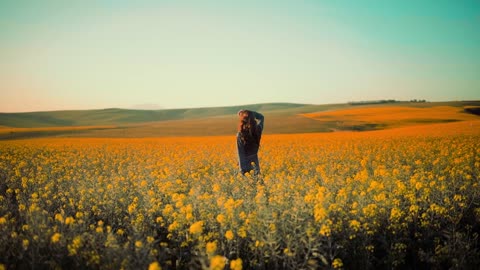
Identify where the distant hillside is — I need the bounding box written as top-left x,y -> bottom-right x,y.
0,100 -> 479,139
0,103 -> 307,128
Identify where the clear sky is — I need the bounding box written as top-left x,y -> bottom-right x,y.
1,0 -> 479,112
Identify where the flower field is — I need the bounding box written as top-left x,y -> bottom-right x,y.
1,123 -> 480,269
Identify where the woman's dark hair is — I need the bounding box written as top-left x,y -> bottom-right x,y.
238,110 -> 260,146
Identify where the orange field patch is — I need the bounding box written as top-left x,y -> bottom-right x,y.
301,105 -> 479,130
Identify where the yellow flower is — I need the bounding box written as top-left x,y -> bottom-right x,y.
409,205 -> 419,215
67,235 -> 82,255
373,193 -> 386,202
415,182 -> 423,190
319,224 -> 331,237
0,264 -> 5,270
390,207 -> 402,221
314,205 -> 327,222
210,255 -> 226,270
54,213 -> 64,223
332,258 -> 343,269
225,230 -> 234,241
18,204 -> 26,212
147,236 -> 154,244
135,240 -> 143,248
349,220 -> 361,232
0,217 -> 6,225
51,233 -> 61,243
269,223 -> 276,232
216,214 -> 226,225
238,226 -> 247,238
22,239 -> 29,250
163,204 -> 174,216
283,248 -> 294,257
128,203 -> 136,214
65,216 -> 74,225
168,221 -> 179,232
189,221 -> 204,235
206,241 -> 217,255
148,261 -> 162,270
230,258 -> 243,270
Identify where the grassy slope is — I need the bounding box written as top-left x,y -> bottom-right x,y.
0,103 -> 307,128
0,101 -> 479,139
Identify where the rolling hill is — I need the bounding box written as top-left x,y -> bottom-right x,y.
0,100 -> 479,139
0,103 -> 308,128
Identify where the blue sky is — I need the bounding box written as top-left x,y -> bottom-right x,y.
1,0 -> 479,112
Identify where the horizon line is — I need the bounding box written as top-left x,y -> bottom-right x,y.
2,99 -> 480,114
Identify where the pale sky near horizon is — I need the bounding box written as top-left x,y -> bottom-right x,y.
1,0 -> 479,112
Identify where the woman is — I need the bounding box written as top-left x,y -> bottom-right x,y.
237,109 -> 264,175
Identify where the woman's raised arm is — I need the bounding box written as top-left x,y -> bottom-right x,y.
252,111 -> 264,130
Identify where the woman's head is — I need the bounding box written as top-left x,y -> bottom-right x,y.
237,109 -> 248,120
238,110 -> 260,145
238,110 -> 254,128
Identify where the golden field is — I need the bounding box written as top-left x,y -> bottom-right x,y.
301,105 -> 480,130
1,120 -> 480,269
302,106 -> 478,123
